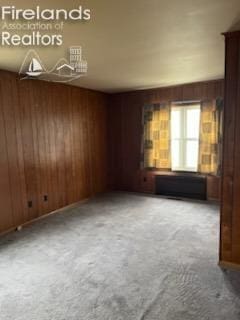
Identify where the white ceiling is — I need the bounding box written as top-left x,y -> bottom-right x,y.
0,0 -> 240,92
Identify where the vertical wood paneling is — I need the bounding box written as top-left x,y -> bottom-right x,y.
40,81 -> 55,213
0,70 -> 108,234
70,87 -> 91,200
0,80 -> 14,232
207,176 -> 221,201
220,37 -> 238,262
64,86 -> 75,205
43,82 -> 59,212
88,91 -> 108,195
220,31 -> 240,266
33,81 -> 50,216
0,73 -> 27,226
107,94 -> 123,190
18,80 -> 40,220
52,84 -> 67,209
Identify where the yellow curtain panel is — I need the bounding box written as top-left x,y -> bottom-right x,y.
198,99 -> 223,175
141,103 -> 171,169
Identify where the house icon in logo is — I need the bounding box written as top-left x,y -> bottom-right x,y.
56,64 -> 74,76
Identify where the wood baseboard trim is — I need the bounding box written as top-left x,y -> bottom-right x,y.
0,197 -> 90,238
207,197 -> 220,202
219,260 -> 240,272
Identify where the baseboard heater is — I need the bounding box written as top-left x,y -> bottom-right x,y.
155,174 -> 207,200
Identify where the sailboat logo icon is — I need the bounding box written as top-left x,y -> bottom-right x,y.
19,49 -> 47,80
26,58 -> 43,77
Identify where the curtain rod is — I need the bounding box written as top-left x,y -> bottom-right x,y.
172,100 -> 201,105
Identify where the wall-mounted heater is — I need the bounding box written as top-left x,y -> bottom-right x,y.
155,174 -> 207,200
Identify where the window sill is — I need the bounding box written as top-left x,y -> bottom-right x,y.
171,169 -> 198,174
153,170 -> 207,179
142,168 -> 220,178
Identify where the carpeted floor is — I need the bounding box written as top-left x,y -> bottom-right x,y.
0,192 -> 239,320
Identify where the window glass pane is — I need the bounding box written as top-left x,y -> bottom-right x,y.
186,140 -> 199,170
171,105 -> 200,172
171,109 -> 181,139
186,108 -> 200,139
171,140 -> 180,169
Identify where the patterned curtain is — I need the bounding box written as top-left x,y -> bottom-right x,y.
141,103 -> 171,169
198,98 -> 223,175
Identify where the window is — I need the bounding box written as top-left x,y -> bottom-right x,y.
171,104 -> 200,172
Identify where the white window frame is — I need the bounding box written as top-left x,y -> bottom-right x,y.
171,104 -> 200,172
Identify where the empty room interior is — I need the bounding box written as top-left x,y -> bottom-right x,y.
1,1 -> 240,319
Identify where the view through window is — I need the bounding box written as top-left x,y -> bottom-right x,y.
171,104 -> 201,172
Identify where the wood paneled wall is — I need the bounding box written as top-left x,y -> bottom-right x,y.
0,70 -> 108,234
0,72 -> 225,235
108,80 -> 224,195
220,31 -> 240,268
